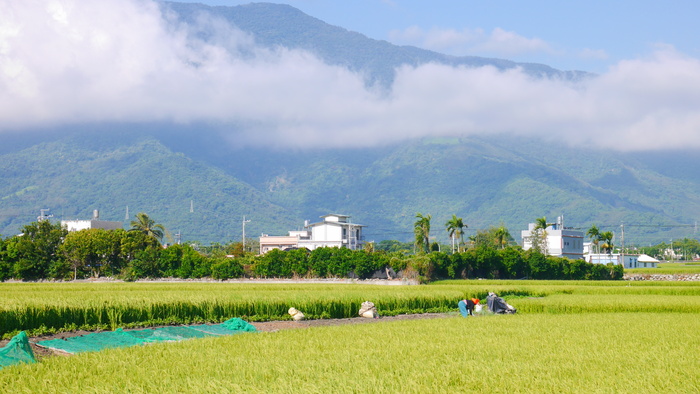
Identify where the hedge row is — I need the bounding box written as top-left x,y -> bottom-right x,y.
0,221 -> 623,281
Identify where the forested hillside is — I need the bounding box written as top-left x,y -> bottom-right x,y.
1,130 -> 698,245
0,131 -> 295,243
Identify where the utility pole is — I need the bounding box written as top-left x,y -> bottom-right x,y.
38,209 -> 52,222
242,216 -> 251,253
620,223 -> 625,269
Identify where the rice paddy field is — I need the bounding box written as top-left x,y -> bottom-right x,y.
1,280 -> 699,393
626,261 -> 700,275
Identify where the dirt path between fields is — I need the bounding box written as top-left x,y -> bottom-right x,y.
10,313 -> 455,360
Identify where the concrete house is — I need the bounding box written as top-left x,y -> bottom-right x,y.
259,214 -> 365,254
586,253 -> 637,268
521,216 -> 584,259
585,253 -> 658,268
637,254 -> 660,268
61,210 -> 123,232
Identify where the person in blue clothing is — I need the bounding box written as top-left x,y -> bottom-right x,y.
458,298 -> 480,317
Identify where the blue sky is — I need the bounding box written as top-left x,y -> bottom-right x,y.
170,0 -> 700,73
2,0 -> 700,151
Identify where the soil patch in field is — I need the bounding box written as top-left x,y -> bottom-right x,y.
3,313 -> 455,360
251,312 -> 452,332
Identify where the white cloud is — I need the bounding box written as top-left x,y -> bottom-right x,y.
388,25 -> 552,57
2,0 -> 700,152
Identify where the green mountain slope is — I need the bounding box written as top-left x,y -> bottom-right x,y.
1,132 -> 698,245
0,133 -> 295,243
199,136 -> 700,245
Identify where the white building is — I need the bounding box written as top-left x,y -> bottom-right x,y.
521,216 -> 584,259
61,210 -> 123,232
638,254 -> 660,268
585,253 -> 658,269
260,214 -> 365,254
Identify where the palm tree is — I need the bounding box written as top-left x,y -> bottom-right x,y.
445,214 -> 466,253
414,213 -> 431,254
586,225 -> 601,263
600,231 -> 614,254
531,216 -> 549,254
130,212 -> 165,243
494,225 -> 511,249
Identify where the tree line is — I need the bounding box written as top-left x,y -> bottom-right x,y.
0,213 -> 623,282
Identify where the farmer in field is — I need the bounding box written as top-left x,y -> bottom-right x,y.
486,292 -> 517,314
458,298 -> 480,317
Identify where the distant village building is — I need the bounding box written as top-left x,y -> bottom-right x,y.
61,210 -> 123,232
259,214 -> 365,254
521,216 -> 584,259
638,254 -> 660,268
585,253 -> 659,268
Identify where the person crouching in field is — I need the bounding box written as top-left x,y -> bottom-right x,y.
458,298 -> 480,317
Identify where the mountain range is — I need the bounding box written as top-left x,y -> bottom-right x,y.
1,2 -> 698,246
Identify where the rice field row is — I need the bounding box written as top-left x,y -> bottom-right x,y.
626,262 -> 700,274
2,313 -> 698,393
2,280 -> 700,337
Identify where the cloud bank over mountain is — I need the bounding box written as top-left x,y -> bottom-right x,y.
2,0 -> 700,151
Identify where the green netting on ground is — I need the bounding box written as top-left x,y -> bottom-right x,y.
220,318 -> 258,332
36,318 -> 256,354
189,324 -> 245,336
189,319 -> 257,335
37,329 -> 146,354
128,326 -> 213,342
0,331 -> 36,369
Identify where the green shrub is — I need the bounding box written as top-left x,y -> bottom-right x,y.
211,258 -> 245,280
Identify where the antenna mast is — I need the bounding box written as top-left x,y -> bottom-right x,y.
38,209 -> 53,222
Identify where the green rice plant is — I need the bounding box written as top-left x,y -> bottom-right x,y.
1,313 -> 698,393
106,308 -> 123,331
0,283 -> 470,336
626,262 -> 700,274
513,294 -> 700,314
2,281 -> 700,337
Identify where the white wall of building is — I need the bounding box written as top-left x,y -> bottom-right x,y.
62,219 -> 123,232
311,223 -> 343,243
585,254 -> 649,269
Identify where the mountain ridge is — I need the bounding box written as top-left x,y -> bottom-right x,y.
164,1 -> 591,86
